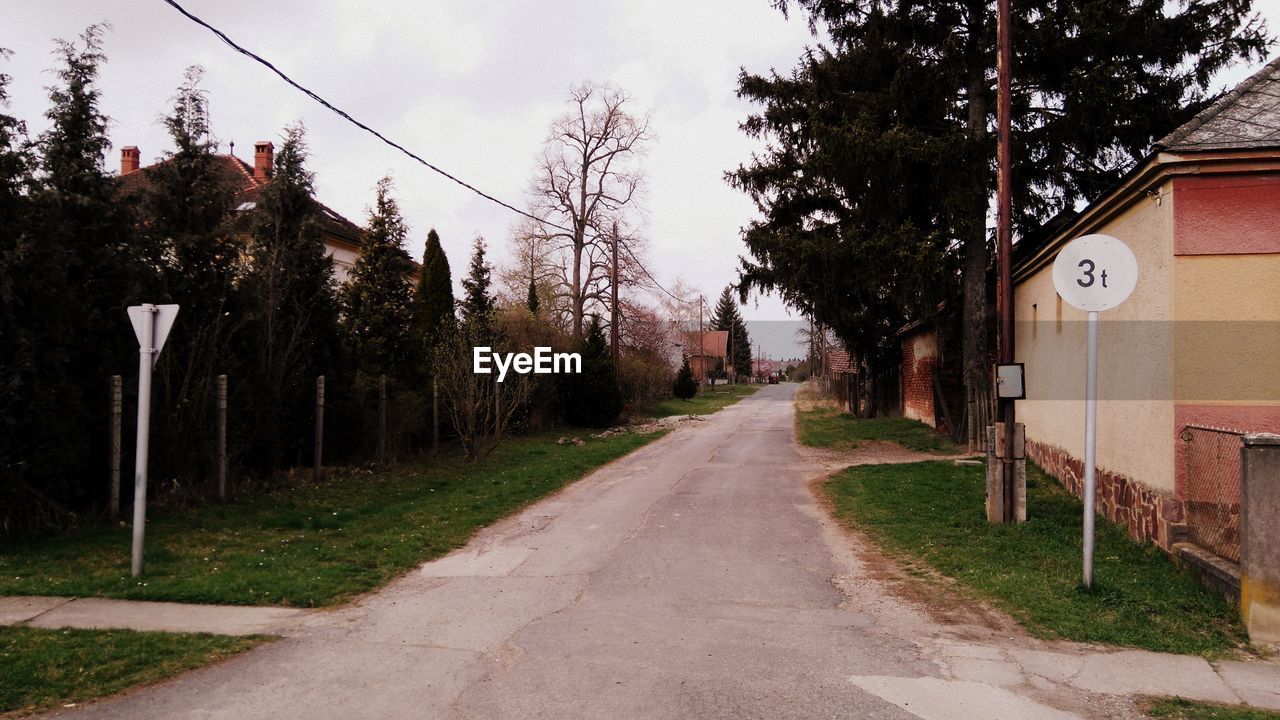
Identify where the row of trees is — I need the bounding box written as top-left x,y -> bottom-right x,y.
730,0 -> 1270,427
0,30 -> 745,535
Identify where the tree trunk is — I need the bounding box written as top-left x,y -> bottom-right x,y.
961,8 -> 991,443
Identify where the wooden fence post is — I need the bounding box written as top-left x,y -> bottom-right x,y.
217,374 -> 228,501
110,375 -> 122,521
314,375 -> 325,481
378,374 -> 387,464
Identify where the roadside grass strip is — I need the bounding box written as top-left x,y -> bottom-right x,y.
0,626 -> 267,716
797,402 -> 959,454
823,461 -> 1245,655
0,430 -> 662,607
646,383 -> 761,418
1143,697 -> 1280,719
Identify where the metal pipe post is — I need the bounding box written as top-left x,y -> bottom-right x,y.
130,304 -> 156,577
1083,311 -> 1099,586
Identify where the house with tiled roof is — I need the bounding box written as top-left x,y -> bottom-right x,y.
1012,57 -> 1280,580
117,140 -> 364,283
679,330 -> 728,382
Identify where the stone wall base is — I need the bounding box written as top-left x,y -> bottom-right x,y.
1025,439 -> 1186,551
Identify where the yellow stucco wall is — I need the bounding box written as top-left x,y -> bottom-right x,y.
1174,254 -> 1280,404
1014,181 -> 1176,494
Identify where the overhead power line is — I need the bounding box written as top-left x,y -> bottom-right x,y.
164,0 -> 704,311
160,0 -> 573,234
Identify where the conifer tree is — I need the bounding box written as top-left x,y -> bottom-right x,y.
460,236 -> 495,330
673,357 -> 698,400
0,49 -> 83,526
143,66 -> 241,492
30,25 -> 149,508
343,176 -> 414,378
412,226 -> 458,353
735,0 -> 1269,426
562,315 -> 623,427
241,123 -> 342,470
527,273 -> 540,315
709,286 -> 752,380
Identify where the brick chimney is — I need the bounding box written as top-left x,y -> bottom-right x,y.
120,146 -> 140,175
253,141 -> 274,180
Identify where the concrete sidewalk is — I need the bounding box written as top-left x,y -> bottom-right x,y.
0,595 -> 308,636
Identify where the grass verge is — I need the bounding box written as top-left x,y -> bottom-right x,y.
823,460 -> 1245,655
0,626 -> 267,717
645,383 -> 761,418
796,399 -> 958,454
1143,698 -> 1280,719
0,430 -> 663,607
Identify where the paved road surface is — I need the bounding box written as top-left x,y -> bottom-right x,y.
38,384 -> 1274,719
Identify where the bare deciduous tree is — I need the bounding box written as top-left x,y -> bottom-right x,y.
528,82 -> 651,338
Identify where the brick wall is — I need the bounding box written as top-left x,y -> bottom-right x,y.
901,329 -> 938,428
1026,439 -> 1187,551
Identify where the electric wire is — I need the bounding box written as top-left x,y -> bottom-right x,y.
164,0 -> 711,311
160,0 -> 574,235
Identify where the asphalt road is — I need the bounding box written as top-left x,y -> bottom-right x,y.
42,383 -> 1186,719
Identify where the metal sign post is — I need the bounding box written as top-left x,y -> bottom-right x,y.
126,303 -> 179,577
1052,235 -> 1137,587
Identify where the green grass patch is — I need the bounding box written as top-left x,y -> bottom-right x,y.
797,401 -> 958,453
0,626 -> 266,716
645,383 -> 761,418
823,460 -> 1244,655
1144,698 -> 1280,719
0,430 -> 662,607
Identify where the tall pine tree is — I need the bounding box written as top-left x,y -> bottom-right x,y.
410,228 -> 454,356
142,66 -> 241,493
30,25 -> 151,510
709,286 -> 752,380
735,0 -> 1270,423
459,236 -> 495,337
241,123 -> 342,470
342,176 -> 414,378
0,48 -> 83,529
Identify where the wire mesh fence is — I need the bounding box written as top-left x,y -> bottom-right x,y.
1180,424 -> 1245,563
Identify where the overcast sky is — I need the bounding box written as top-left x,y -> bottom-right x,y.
5,1 -> 1279,327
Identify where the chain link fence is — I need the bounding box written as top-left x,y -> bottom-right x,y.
1180,424 -> 1245,562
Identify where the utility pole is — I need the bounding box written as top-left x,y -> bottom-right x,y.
994,0 -> 1023,524
727,320 -> 734,385
698,295 -> 704,384
611,221 -> 620,379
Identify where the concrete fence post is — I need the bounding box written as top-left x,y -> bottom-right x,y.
216,374 -> 228,501
110,375 -> 122,521
1241,432 -> 1280,646
314,375 -> 325,482
378,374 -> 387,465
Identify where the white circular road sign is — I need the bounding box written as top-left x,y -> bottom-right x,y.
1052,234 -> 1138,312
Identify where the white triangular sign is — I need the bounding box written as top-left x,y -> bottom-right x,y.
127,304 -> 180,367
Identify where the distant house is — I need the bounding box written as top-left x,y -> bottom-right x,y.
679,330 -> 728,382
1013,57 -> 1280,556
117,140 -> 364,283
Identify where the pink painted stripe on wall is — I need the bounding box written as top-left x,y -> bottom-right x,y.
1173,175 -> 1280,255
